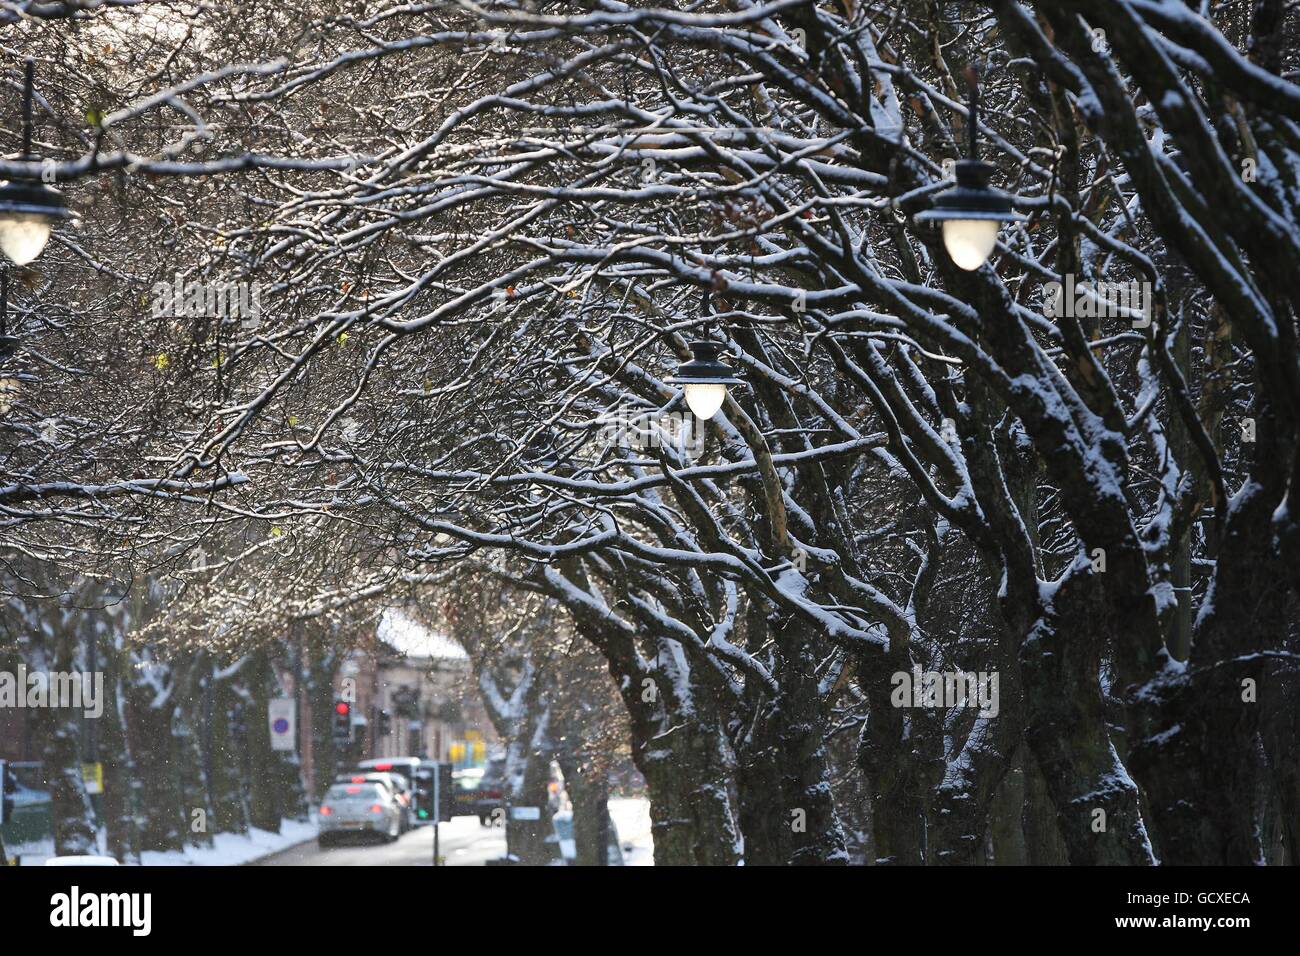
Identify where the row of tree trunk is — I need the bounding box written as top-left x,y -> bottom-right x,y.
3,578 -> 319,861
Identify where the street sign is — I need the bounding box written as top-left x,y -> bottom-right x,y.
510,806 -> 542,821
268,699 -> 296,752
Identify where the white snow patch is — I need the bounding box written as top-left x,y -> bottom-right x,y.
608,797 -> 654,867
378,609 -> 467,660
13,818 -> 318,866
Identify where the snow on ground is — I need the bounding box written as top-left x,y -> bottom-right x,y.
609,797 -> 653,866
12,818 -> 317,866
15,803 -> 648,866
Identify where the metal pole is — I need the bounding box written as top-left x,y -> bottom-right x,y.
967,75 -> 980,163
21,60 -> 34,160
432,766 -> 440,866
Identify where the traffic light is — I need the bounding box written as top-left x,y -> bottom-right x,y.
377,709 -> 392,738
414,762 -> 453,823
332,701 -> 352,743
414,771 -> 432,823
0,760 -> 13,826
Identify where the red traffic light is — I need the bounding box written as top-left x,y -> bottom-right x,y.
335,702 -> 350,716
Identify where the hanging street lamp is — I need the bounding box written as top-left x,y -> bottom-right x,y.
914,72 -> 1023,271
668,339 -> 743,420
0,61 -> 71,266
667,290 -> 743,421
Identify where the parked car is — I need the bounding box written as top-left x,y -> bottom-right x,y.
318,781 -> 403,846
355,758 -> 425,830
338,771 -> 412,832
451,767 -> 482,816
451,767 -> 503,823
356,757 -> 422,787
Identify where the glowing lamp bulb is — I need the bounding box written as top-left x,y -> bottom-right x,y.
683,382 -> 728,420
941,218 -> 1001,271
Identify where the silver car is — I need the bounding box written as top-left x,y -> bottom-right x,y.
335,772 -> 413,832
318,781 -> 402,846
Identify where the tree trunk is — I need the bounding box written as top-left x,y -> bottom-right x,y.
634,719 -> 741,866
577,622 -> 743,866
126,651 -> 186,853
208,661 -> 249,834
929,625 -> 1025,866
1021,747 -> 1069,865
36,701 -> 98,856
625,651 -> 742,865
1261,647 -> 1299,864
555,746 -> 611,866
773,639 -> 849,865
858,645 -> 930,865
989,754 -> 1027,865
175,661 -> 214,848
99,642 -> 140,863
246,649 -> 281,833
733,705 -> 794,865
305,644 -> 342,801
504,706 -> 556,865
1020,569 -> 1155,865
1128,438 -> 1291,864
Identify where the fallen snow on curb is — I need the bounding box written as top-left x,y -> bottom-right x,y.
14,819 -> 318,866
148,819 -> 319,866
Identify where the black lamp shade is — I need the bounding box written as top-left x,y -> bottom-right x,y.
0,179 -> 72,221
666,341 -> 744,386
914,160 -> 1024,224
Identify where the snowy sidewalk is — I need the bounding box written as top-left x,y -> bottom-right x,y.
608,797 -> 653,865
12,818 -> 318,866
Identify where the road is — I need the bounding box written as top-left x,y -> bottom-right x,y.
254,815 -> 506,866
252,798 -> 653,866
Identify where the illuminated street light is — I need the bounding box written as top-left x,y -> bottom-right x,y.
914,73 -> 1022,270
668,339 -> 743,420
0,61 -> 72,266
